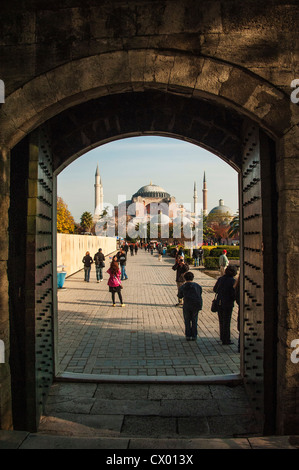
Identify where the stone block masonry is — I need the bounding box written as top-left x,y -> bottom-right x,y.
56,234 -> 117,277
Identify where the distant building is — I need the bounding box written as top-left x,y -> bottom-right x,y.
93,165 -> 235,241
208,199 -> 234,225
131,182 -> 176,214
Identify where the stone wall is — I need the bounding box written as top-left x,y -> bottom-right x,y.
276,126 -> 299,434
56,234 -> 117,278
0,148 -> 12,430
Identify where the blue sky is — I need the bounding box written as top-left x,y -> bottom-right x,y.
57,136 -> 239,223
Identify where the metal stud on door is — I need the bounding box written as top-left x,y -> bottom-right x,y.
26,127 -> 54,430
241,123 -> 264,424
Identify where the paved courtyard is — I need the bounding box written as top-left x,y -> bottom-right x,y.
57,249 -> 240,379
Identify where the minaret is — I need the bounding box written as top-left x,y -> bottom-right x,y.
193,181 -> 198,214
94,164 -> 103,214
202,171 -> 208,216
100,174 -> 104,213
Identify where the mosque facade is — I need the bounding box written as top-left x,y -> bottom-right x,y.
93,165 -> 234,230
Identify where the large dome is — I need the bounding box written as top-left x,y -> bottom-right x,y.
133,182 -> 171,199
209,199 -> 233,216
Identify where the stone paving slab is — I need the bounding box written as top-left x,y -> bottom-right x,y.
128,437 -> 252,449
39,413 -> 123,437
178,415 -> 257,437
248,436 -> 299,449
57,250 -> 240,378
0,430 -> 29,449
121,416 -> 178,438
19,434 -> 129,449
41,381 -> 262,440
90,399 -> 162,416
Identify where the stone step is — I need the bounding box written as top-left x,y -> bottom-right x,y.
1,430 -> 298,450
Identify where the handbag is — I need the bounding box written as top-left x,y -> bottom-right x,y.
211,293 -> 219,312
114,274 -> 123,289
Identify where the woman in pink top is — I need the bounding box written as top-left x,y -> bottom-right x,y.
107,256 -> 125,307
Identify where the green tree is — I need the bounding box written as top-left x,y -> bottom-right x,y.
228,213 -> 240,238
57,197 -> 75,233
203,215 -> 215,242
80,211 -> 94,233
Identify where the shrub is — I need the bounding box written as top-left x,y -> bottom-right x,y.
209,246 -> 240,258
202,247 -> 212,258
204,257 -> 240,269
204,257 -> 219,269
184,255 -> 194,265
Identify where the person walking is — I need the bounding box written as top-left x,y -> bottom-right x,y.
219,249 -> 229,276
178,271 -> 203,341
94,248 -> 105,283
213,265 -> 238,345
158,244 -> 163,262
198,247 -> 204,266
107,257 -> 125,307
130,244 -> 134,256
82,251 -> 93,282
192,247 -> 200,267
135,243 -> 138,255
172,256 -> 189,306
117,248 -> 128,280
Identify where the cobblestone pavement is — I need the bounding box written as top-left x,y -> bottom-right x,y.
57,250 -> 240,378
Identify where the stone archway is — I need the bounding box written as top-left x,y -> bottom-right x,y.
0,50 -> 292,150
1,48 -> 298,435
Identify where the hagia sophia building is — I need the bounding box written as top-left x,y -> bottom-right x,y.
93,164 -> 235,234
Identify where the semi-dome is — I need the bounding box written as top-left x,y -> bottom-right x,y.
133,182 -> 171,199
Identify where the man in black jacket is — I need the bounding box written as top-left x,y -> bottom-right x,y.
213,265 -> 238,345
172,256 -> 189,306
192,247 -> 200,267
178,271 -> 203,341
94,248 -> 105,283
117,248 -> 128,280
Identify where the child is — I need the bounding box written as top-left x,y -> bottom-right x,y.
107,256 -> 125,307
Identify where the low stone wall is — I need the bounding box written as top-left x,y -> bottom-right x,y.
57,234 -> 117,277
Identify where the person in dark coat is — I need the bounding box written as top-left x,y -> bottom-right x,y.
198,247 -> 203,266
94,248 -> 105,283
178,271 -> 203,341
172,256 -> 189,306
82,251 -> 93,282
192,247 -> 200,267
117,248 -> 128,280
213,265 -> 238,345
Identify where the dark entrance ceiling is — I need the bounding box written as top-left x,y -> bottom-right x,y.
48,90 -> 244,173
